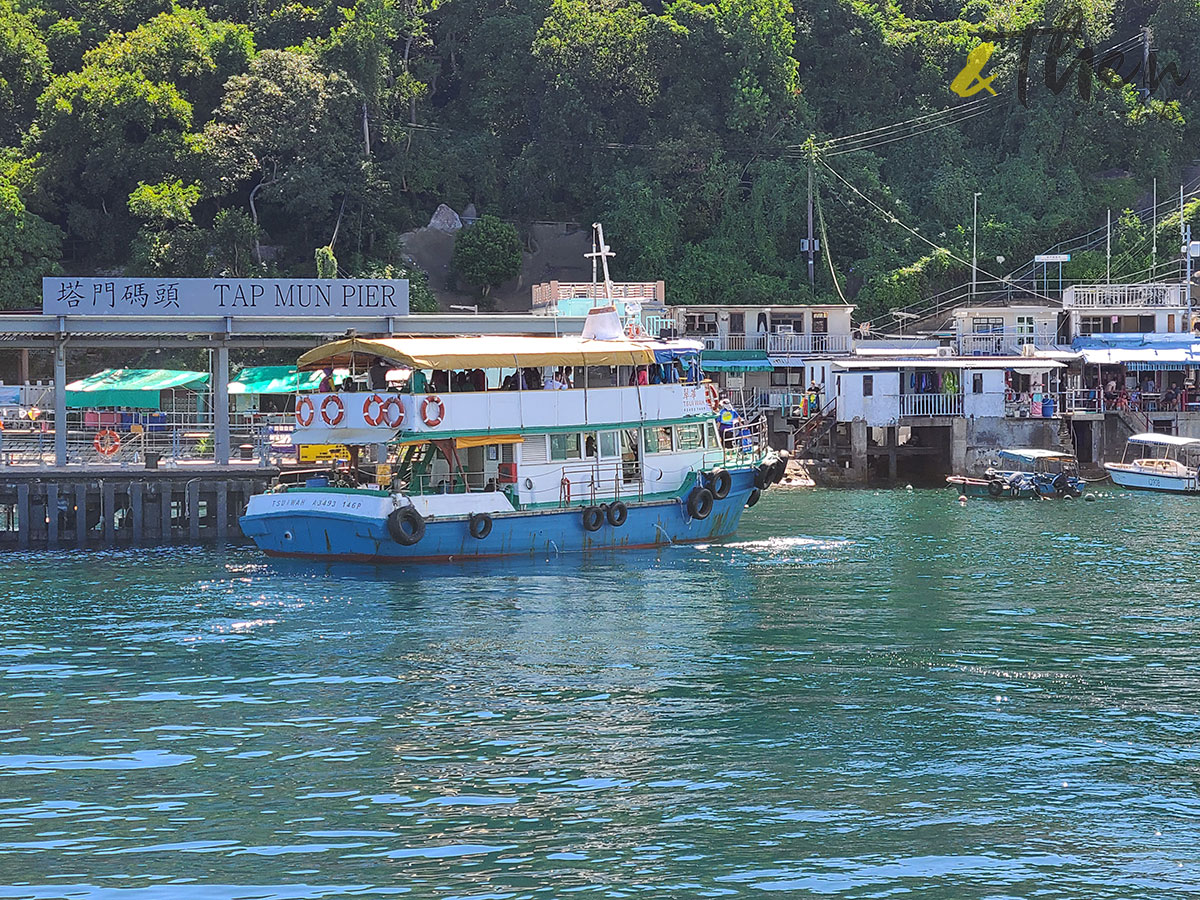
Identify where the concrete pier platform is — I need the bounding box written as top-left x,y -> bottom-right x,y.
0,466 -> 277,551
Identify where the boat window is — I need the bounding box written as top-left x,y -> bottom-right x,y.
549,433 -> 581,461
676,423 -> 704,451
599,431 -> 620,459
644,425 -> 674,454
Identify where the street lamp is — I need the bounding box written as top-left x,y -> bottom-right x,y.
972,192 -> 982,305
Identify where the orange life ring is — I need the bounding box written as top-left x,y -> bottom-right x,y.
421,395 -> 445,427
295,396 -> 315,427
320,394 -> 345,426
705,382 -> 721,411
362,393 -> 385,426
94,429 -> 120,456
561,477 -> 571,504
381,396 -> 405,428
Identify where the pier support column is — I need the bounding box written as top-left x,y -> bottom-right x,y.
951,418 -> 968,476
102,481 -> 115,545
188,480 -> 200,541
16,484 -> 29,550
850,419 -> 868,483
130,482 -> 143,543
214,344 -> 230,466
161,485 -> 173,543
74,483 -> 87,548
46,484 -> 58,548
886,426 -> 898,482
54,341 -> 67,467
216,482 -> 228,538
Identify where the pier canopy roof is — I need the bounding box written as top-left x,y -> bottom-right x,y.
230,365 -> 328,395
297,335 -> 702,370
65,368 -> 209,409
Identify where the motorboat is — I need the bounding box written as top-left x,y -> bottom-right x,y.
948,448 -> 1084,499
1104,433 -> 1200,493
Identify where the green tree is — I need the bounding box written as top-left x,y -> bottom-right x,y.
0,169 -> 62,310
451,215 -> 522,296
0,0 -> 50,147
315,244 -> 337,277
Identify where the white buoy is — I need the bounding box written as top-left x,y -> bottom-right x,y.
1084,493 -> 1096,502
906,484 -> 913,491
958,495 -> 968,503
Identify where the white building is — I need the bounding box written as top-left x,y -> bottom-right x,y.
952,304 -> 1061,355
1063,283 -> 1192,337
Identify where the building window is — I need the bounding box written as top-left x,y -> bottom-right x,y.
863,375 -> 874,397
973,373 -> 984,393
773,317 -> 803,333
812,312 -> 828,334
550,433 -> 582,461
684,312 -> 718,334
1016,315 -> 1034,344
728,312 -> 744,334
972,317 -> 1004,334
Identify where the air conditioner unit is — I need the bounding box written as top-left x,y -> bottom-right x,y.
775,325 -> 794,334
935,346 -> 955,358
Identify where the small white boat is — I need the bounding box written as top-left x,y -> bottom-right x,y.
1104,433 -> 1200,493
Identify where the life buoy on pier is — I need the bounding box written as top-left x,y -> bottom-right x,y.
320,394 -> 345,426
362,394 -> 386,426
295,396 -> 315,427
94,429 -> 120,457
421,395 -> 445,427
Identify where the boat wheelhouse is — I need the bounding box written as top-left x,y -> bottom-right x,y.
947,448 -> 1083,499
239,308 -> 786,563
1104,433 -> 1200,493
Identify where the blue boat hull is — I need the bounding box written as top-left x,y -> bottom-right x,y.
240,468 -> 762,564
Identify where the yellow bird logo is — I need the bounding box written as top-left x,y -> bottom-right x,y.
950,42 -> 998,97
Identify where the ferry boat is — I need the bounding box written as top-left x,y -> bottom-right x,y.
947,448 -> 1084,499
1104,433 -> 1200,493
239,308 -> 786,563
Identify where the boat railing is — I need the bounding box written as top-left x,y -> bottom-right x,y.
556,462 -> 645,506
720,415 -> 768,464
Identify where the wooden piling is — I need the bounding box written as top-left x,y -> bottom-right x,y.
47,484 -> 58,548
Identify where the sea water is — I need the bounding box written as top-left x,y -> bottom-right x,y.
1,488 -> 1198,898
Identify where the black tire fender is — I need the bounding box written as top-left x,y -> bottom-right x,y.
708,468 -> 732,500
687,486 -> 714,520
988,479 -> 1005,498
606,501 -> 628,527
468,512 -> 492,540
386,506 -> 425,545
745,487 -> 761,508
582,506 -> 604,532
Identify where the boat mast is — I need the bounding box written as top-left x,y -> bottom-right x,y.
585,223 -> 616,310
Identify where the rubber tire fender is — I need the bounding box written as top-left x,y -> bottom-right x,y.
708,468 -> 732,500
607,500 -> 628,527
988,479 -> 1006,498
687,486 -> 714,520
387,506 -> 425,545
755,463 -> 771,490
582,506 -> 605,532
1053,472 -> 1070,497
745,487 -> 761,508
771,457 -> 787,484
468,512 -> 493,540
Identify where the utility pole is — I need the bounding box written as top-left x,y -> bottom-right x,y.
807,161 -> 815,288
1106,208 -> 1112,284
1143,27 -> 1152,98
1153,177 -> 1158,274
972,192 -> 981,304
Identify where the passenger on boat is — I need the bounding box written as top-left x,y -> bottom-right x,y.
559,367 -> 574,389
368,357 -> 390,390
317,368 -> 335,392
543,370 -> 562,390
431,370 -> 449,392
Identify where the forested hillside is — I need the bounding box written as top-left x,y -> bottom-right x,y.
2,0 -> 1199,318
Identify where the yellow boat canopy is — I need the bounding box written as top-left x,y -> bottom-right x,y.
297,335 -> 676,370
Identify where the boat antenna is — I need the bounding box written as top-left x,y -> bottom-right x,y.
584,222 -> 616,309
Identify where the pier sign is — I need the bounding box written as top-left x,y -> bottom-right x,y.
43,277 -> 410,317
